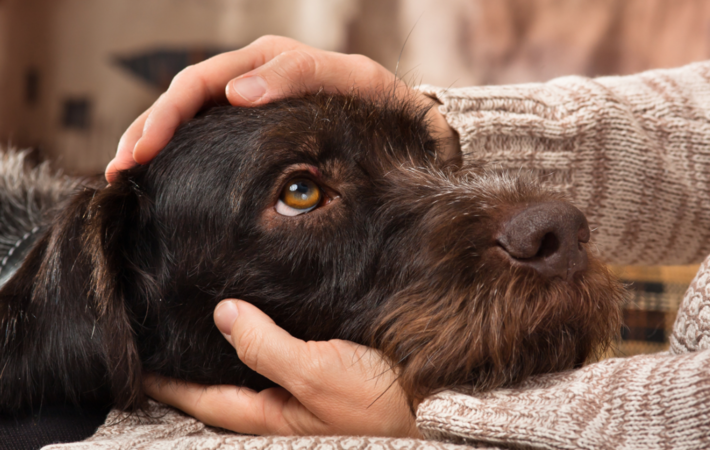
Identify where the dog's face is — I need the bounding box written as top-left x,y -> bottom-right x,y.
0,94 -> 623,414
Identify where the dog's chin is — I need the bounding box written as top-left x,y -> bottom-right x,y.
372,251 -> 624,404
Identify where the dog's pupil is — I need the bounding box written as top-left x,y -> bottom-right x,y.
282,178 -> 321,210
290,181 -> 309,199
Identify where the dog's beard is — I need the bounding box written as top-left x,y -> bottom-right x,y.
362,167 -> 625,403
372,256 -> 624,403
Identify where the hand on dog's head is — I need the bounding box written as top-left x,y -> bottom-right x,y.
0,93 -> 623,415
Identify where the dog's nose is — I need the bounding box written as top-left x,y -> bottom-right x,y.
496,201 -> 590,280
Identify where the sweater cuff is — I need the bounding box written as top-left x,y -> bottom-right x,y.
415,81 -> 580,161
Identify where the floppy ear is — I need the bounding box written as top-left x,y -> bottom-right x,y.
82,176 -> 157,411
0,176 -> 152,414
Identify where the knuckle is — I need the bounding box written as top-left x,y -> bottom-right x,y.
282,50 -> 318,80
253,34 -> 278,45
347,54 -> 381,78
347,53 -> 371,66
169,65 -> 195,89
288,342 -> 329,396
236,325 -> 264,370
252,34 -> 291,50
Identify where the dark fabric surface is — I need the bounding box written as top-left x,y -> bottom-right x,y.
0,405 -> 110,450
611,264 -> 698,357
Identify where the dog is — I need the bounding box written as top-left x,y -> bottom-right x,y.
0,94 -> 624,416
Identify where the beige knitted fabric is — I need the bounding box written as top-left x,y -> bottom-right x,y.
417,350 -> 710,450
671,253 -> 710,354
44,400 -> 486,450
47,62 -> 710,449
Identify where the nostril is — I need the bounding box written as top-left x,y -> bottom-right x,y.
536,232 -> 559,259
496,201 -> 590,280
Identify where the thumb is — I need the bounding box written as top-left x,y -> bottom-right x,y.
213,300 -> 307,393
225,50 -> 325,105
225,50 -> 399,106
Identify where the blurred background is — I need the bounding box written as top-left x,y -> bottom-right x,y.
1,0 -> 709,357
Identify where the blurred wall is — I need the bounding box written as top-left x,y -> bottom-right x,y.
348,0 -> 710,86
0,0 -> 357,173
1,0 -> 710,174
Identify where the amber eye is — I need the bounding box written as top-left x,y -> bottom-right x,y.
276,178 -> 322,216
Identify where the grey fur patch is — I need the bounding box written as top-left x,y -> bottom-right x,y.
0,149 -> 83,259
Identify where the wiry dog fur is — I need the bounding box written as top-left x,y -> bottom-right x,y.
0,94 -> 624,415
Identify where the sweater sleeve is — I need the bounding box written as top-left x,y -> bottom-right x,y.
671,254 -> 710,354
416,350 -> 710,450
419,61 -> 710,266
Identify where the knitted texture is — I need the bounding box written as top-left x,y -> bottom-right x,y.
421,60 -> 710,266
46,61 -> 710,449
43,400 -> 492,450
671,254 -> 710,354
416,350 -> 710,450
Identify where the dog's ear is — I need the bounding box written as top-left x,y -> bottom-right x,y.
0,176 -> 153,413
81,176 -> 157,410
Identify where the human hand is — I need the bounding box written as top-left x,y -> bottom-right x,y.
107,35 -> 459,182
144,300 -> 421,438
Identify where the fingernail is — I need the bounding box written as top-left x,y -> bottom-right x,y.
231,76 -> 267,103
214,300 -> 239,335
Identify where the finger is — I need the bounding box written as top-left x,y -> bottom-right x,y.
143,373 -> 269,433
143,374 -> 326,435
132,36 -> 303,165
107,107 -> 152,182
226,50 -> 401,107
214,300 -> 314,395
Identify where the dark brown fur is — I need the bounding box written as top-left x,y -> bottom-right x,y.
0,94 -> 624,415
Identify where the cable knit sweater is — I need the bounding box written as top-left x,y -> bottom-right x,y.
47,62 -> 710,450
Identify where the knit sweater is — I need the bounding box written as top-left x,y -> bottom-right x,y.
46,62 -> 710,450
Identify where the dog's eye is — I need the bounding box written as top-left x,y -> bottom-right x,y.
276,178 -> 322,216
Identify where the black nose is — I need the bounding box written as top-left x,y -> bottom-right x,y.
496,202 -> 590,280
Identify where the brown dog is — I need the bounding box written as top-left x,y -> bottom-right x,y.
0,94 -> 623,416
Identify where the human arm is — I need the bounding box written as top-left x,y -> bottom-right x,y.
416,349 -> 710,449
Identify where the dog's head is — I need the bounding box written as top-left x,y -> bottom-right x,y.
1,94 -> 623,413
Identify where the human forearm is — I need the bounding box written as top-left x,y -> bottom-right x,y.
417,349 -> 710,450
